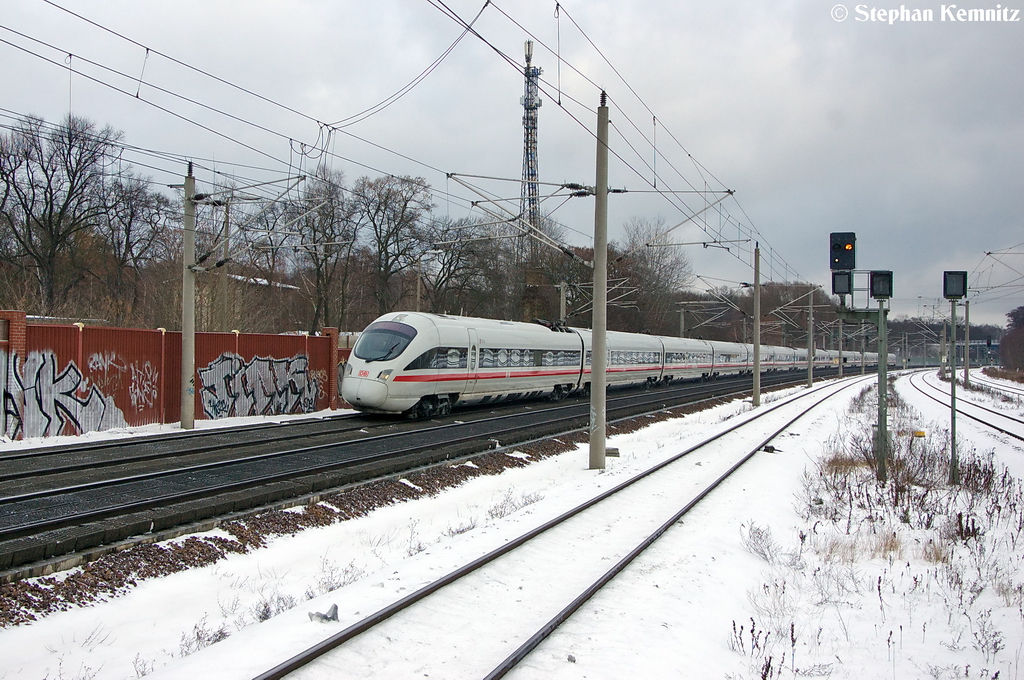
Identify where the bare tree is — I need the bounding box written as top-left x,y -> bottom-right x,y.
418,216 -> 501,315
0,114 -> 123,315
212,199 -> 305,333
351,175 -> 433,315
288,165 -> 357,333
611,216 -> 693,334
1000,305 -> 1024,370
88,171 -> 174,326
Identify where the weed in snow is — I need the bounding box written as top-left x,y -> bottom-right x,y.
311,556 -> 365,597
731,381 -> 1024,677
406,520 -> 428,556
487,488 -> 545,520
132,654 -> 154,677
178,614 -> 230,656
444,515 -> 480,537
249,589 -> 297,623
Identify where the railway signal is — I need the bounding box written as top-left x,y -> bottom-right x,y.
943,271 -> 967,299
943,270 -> 968,485
831,232 -> 892,483
832,270 -> 852,296
870,270 -> 893,300
830,232 -> 856,270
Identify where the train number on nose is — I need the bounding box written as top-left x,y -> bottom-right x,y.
358,370 -> 369,377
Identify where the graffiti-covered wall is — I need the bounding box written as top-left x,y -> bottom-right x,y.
0,312 -> 339,440
198,353 -> 324,419
2,350 -> 129,439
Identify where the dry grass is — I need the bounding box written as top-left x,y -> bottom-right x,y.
737,378 -> 1024,675
982,367 -> 1024,384
819,451 -> 868,476
870,531 -> 903,559
921,537 -> 950,564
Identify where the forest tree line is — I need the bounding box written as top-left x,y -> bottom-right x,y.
1,114 -> 1016,364
0,114 -> 700,337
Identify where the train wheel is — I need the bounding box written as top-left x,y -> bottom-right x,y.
411,397 -> 437,420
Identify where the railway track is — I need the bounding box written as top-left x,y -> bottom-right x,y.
0,369 -> 836,577
0,412 -> 380,487
244,373 -> 873,679
969,372 -> 1024,399
1,371 -> 820,489
907,371 -> 1024,441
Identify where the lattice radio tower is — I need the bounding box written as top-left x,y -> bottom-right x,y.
520,40 -> 542,261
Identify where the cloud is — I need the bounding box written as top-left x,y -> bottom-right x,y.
2,0 -> 1021,324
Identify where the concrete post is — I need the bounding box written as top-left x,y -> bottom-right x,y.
559,282 -> 567,323
807,287 -> 814,388
940,323 -> 947,378
861,330 -> 866,374
949,299 -> 960,484
964,300 -> 971,388
752,245 -> 761,407
876,300 -> 889,482
589,93 -> 609,471
838,319 -> 844,378
181,167 -> 196,429
218,202 -> 230,331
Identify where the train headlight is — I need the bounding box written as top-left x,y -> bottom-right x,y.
377,369 -> 393,381
345,363 -> 353,376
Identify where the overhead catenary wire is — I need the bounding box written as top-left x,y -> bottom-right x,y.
422,3 -> 752,266
14,0 -> 802,289
31,0 -> 497,193
445,1 -> 800,285
17,1 -> 707,242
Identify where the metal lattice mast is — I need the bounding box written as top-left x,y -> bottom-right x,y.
520,41 -> 542,254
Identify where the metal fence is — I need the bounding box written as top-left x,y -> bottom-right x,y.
0,312 -> 339,439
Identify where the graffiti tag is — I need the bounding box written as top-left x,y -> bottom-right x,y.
198,353 -> 321,420
128,361 -> 159,412
2,350 -> 128,439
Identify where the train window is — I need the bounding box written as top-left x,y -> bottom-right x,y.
541,350 -> 581,367
353,321 -> 418,362
480,347 -> 550,368
405,347 -> 468,371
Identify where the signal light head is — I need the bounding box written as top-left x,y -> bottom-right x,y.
870,270 -> 893,300
943,271 -> 967,299
829,232 -> 856,270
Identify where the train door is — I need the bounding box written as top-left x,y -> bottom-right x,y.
465,327 -> 479,396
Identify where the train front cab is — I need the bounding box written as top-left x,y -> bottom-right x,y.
342,314 -> 441,414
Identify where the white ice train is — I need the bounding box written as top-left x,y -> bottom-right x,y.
341,311 -> 888,417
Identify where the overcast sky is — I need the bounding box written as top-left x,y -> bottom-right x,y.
3,0 -> 1022,326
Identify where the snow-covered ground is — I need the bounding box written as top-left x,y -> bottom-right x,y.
2,370 -> 1023,679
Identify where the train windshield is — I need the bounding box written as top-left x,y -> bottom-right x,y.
353,321 -> 418,362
